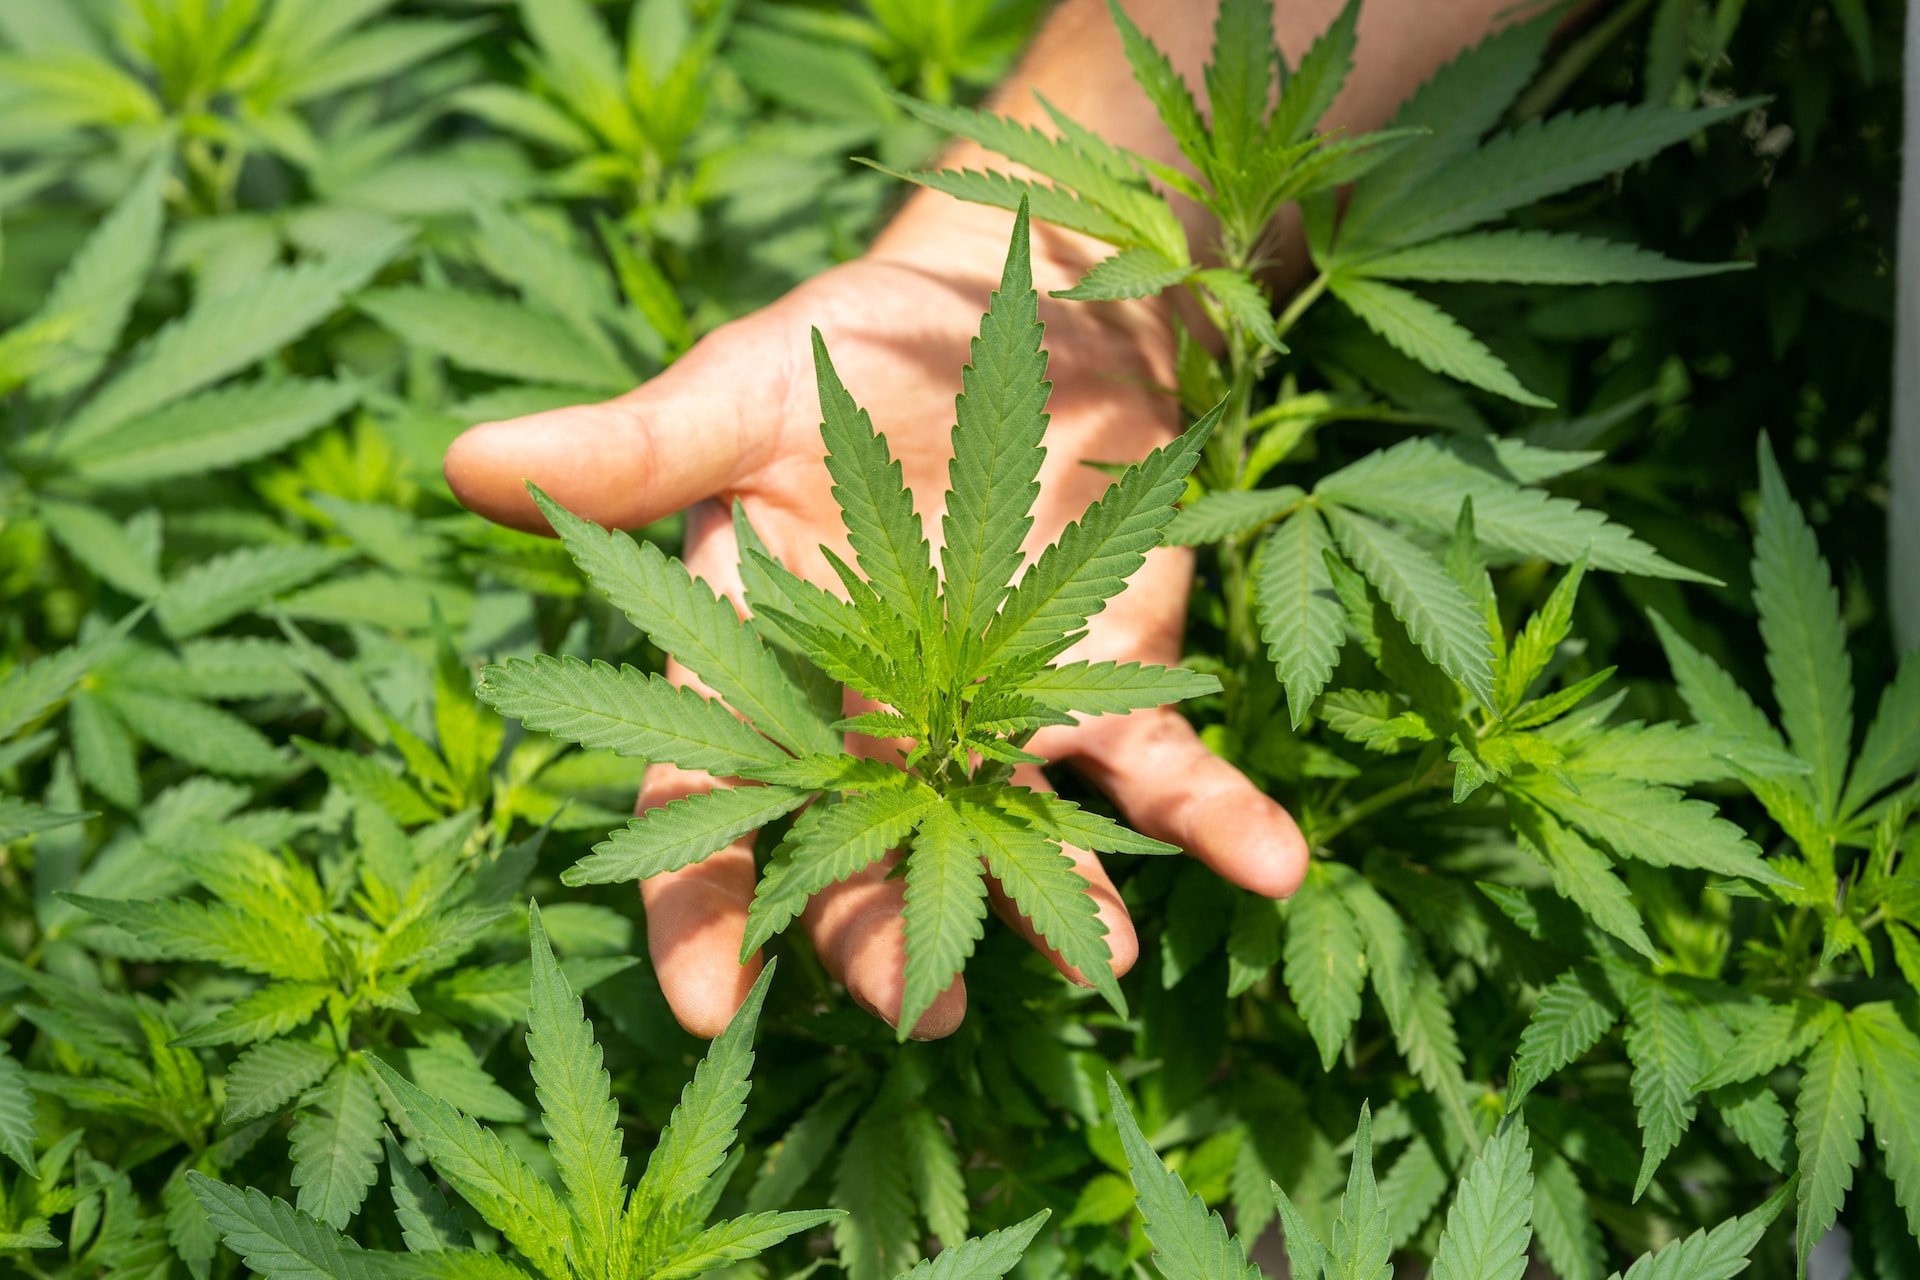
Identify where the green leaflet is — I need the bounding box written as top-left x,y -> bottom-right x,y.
981,407 -> 1217,670
358,286 -> 634,390
1621,976 -> 1706,1201
1329,1103 -> 1393,1280
564,785 -> 809,886
1106,1077 -> 1260,1280
531,488 -> 835,756
479,656 -> 789,775
1254,506 -> 1344,725
1327,273 -> 1551,407
1351,229 -> 1746,285
940,199 -> 1051,660
1326,504 -> 1494,708
288,1059 -> 382,1230
1282,863 -> 1366,1071
895,1211 -> 1049,1280
1016,660 -> 1220,717
1506,965 -> 1620,1109
39,500 -> 162,598
1317,437 -> 1709,581
1052,248 -> 1192,301
1510,768 -> 1781,886
525,904 -> 624,1274
651,1210 -> 844,1280
631,966 -> 774,1237
1849,1003 -> 1920,1241
1165,485 -> 1303,545
813,329 -> 938,631
59,244 -> 399,451
1794,1020 -> 1866,1278
157,544 -> 352,640
743,785 -> 942,958
1529,1151 -> 1603,1280
1753,437 -> 1854,820
1505,792 -> 1657,960
1429,1119 -> 1533,1280
364,1056 -> 574,1280
0,1046 -> 34,1174
1841,644 -> 1920,817
1695,998 -> 1841,1092
172,982 -> 333,1048
224,1041 -> 338,1125
59,379 -> 358,487
898,802 -> 988,1040
863,165 -> 1133,246
185,1177 -> 380,1280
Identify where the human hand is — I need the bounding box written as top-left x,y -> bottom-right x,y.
445,202 -> 1308,1040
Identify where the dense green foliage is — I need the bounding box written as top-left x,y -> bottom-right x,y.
0,1 -> 1912,1279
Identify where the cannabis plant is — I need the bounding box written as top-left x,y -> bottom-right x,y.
483,201 -> 1213,1034
884,0 -> 1749,716
1107,1077 -> 1790,1280
191,906 -> 1045,1280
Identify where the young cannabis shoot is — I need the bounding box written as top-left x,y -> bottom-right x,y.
482,201 -> 1220,1035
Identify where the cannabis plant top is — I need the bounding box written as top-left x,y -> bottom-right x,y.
482,201 -> 1215,1035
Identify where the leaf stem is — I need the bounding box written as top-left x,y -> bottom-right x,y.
1311,759 -> 1451,847
1273,272 -> 1331,345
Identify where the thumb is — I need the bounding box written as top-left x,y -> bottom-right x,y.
443,319 -> 785,533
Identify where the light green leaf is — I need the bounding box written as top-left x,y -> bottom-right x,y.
173,982 -> 332,1048
1105,1077 -> 1260,1280
158,544 -> 351,640
1326,504 -> 1494,708
1841,645 -> 1920,817
833,1109 -> 920,1280
1695,998 -> 1841,1092
225,1040 -> 338,1124
1430,1118 -> 1533,1280
1512,769 -> 1780,884
1283,862 -> 1366,1070
357,286 -> 633,391
1327,274 -> 1550,407
989,787 -> 1180,856
1102,0 -> 1210,171
39,499 -> 161,598
70,685 -> 140,810
896,1212 -> 1050,1280
868,163 -> 1131,245
744,786 -> 942,957
1317,438 -> 1707,581
364,1056 -> 572,1280
1794,1019 -> 1865,1278
1016,660 -> 1220,717
1530,1150 -> 1603,1280
1353,230 -> 1745,285
186,1175 -> 375,1280
1850,1003 -> 1920,1241
899,802 -> 989,1040
61,246 -> 398,450
480,655 -> 790,776
982,407 -> 1217,671
384,1132 -> 470,1254
532,488 -> 834,756
1710,1078 -> 1790,1171
812,330 -> 937,630
1166,485 -> 1303,545
901,1104 -> 969,1246
745,1091 -> 862,1215
27,151 -> 166,398
63,893 -> 330,982
0,1045 -> 34,1173
1196,269 -> 1285,352
1508,965 -> 1620,1109
1613,1179 -> 1793,1280
290,1059 -> 384,1229
97,685 -> 288,778
1054,247 -> 1192,301
1343,99 -> 1749,256
1622,976 -> 1706,1201
959,796 -> 1123,1014
62,379 -> 358,487
565,785 -> 809,886
1506,792 -> 1657,959
1328,1104 -> 1392,1280
630,965 -> 774,1233
940,200 -> 1052,660
0,795 -> 90,842
652,1210 -> 843,1280
1253,507 -> 1344,726
526,903 -> 624,1274
1753,438 -> 1853,820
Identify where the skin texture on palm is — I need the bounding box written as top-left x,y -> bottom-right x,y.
444,0 -> 1516,1038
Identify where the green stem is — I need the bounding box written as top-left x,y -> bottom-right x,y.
1273,272 -> 1330,346
1311,759 -> 1450,847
